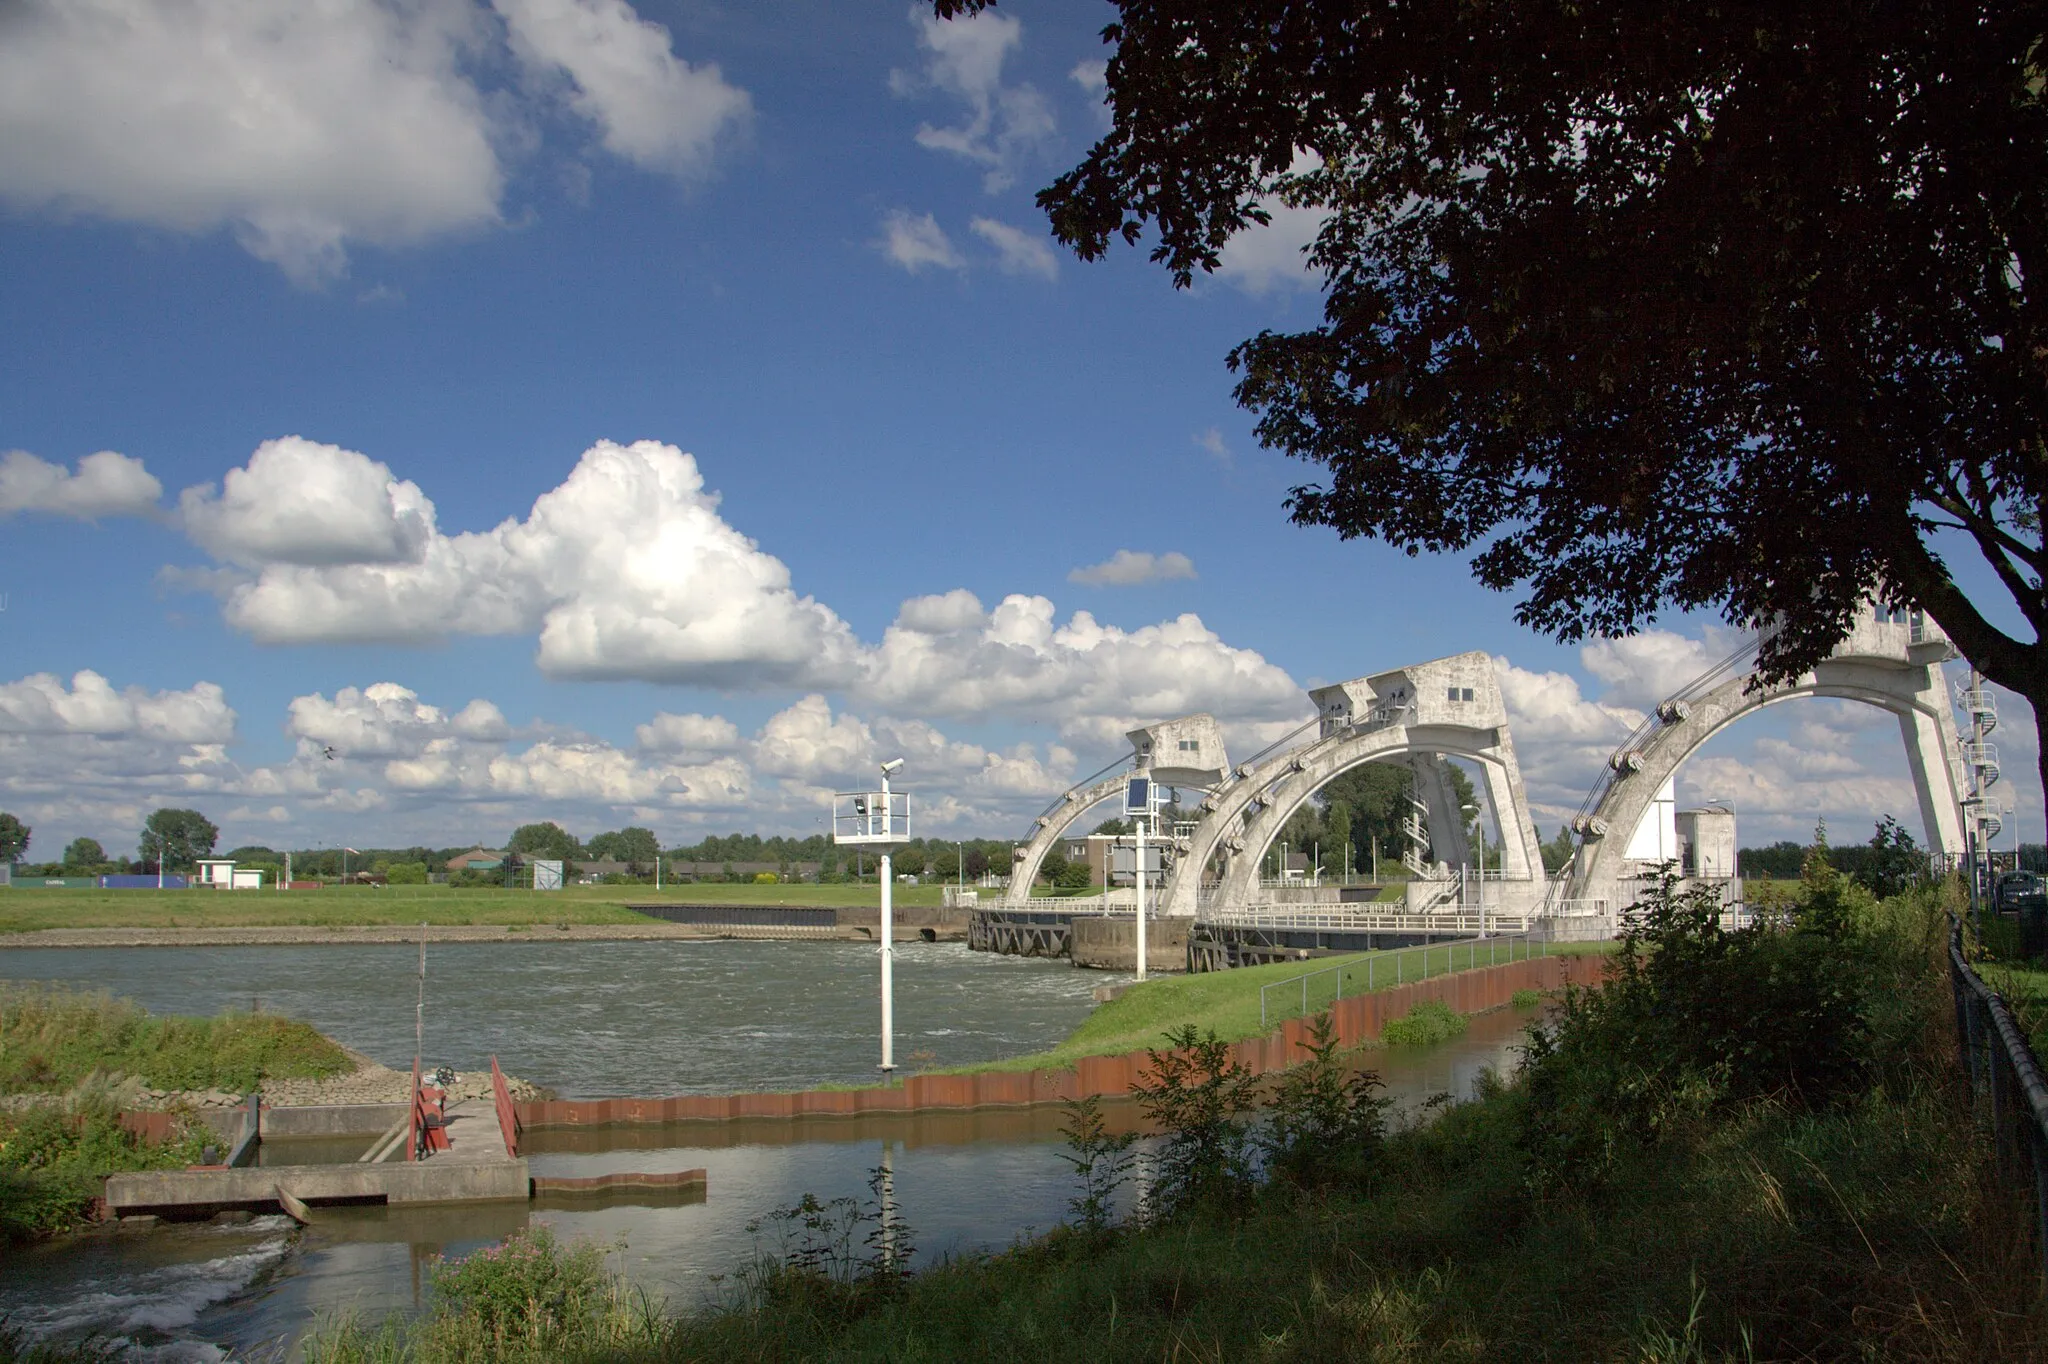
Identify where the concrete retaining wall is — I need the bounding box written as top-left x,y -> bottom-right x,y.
105,1157 -> 531,1215
1070,916 -> 1190,972
519,953 -> 1606,1129
121,1103 -> 406,1146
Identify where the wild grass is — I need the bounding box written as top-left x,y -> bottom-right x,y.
1380,997 -> 1468,1046
0,980 -> 351,1094
0,1089 -> 208,1241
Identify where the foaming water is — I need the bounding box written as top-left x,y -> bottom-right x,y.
0,1216 -> 297,1359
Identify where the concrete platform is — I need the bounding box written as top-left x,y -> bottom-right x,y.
106,1098 -> 527,1218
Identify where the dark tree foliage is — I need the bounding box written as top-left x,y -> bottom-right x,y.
949,0 -> 2048,787
61,837 -> 105,868
140,808 -> 217,871
0,812 -> 28,862
1739,841 -> 1807,880
1854,815 -> 1931,898
506,821 -> 581,861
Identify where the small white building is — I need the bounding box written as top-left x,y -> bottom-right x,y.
193,859 -> 266,890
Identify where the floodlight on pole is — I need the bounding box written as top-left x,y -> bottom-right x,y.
833,760 -> 910,1073
1126,774 -> 1154,981
1463,803 -> 1484,933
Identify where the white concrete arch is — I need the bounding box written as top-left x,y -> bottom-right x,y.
1003,713 -> 1231,908
1567,612 -> 1967,907
1161,652 -> 1545,916
1004,769 -> 1131,904
1203,736 -> 1542,912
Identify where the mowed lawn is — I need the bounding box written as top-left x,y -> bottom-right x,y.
951,938 -> 1614,1073
0,881 -> 960,932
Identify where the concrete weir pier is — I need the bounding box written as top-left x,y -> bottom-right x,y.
106,1098 -> 530,1218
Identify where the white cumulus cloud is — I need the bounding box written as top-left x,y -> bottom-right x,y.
167,438 -> 1308,740
0,0 -> 506,286
0,672 -> 234,743
862,593 -> 1302,736
0,0 -> 749,286
179,437 -> 435,567
1068,550 -> 1197,587
894,6 -> 1054,192
970,217 -> 1058,278
878,209 -> 965,274
183,438 -> 861,688
0,450 -> 162,520
493,0 -> 750,176
635,711 -> 743,758
1214,200 -> 1329,295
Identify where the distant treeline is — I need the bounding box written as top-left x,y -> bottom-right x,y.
1737,822 -> 2042,881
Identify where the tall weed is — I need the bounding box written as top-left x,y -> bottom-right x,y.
1129,1025 -> 1260,1220
1258,1011 -> 1388,1193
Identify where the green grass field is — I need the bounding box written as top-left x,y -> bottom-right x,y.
950,938 -> 1609,1074
0,881 -> 960,932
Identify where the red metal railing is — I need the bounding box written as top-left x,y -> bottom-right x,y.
490,1055 -> 521,1159
406,1059 -> 421,1161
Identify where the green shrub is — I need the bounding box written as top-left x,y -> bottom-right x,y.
1381,998 -> 1468,1046
1055,1094 -> 1134,1233
304,1226 -> 668,1363
384,861 -> 428,886
1131,1025 -> 1260,1220
1509,988 -> 1543,1010
429,1225 -> 612,1342
0,1095 -> 207,1240
1517,868 -> 1937,1195
1257,1011 -> 1388,1192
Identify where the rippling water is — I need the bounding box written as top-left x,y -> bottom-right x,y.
0,938 -> 1120,1096
0,941 -> 1536,1357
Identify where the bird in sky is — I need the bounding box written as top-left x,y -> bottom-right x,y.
322,746 -> 337,761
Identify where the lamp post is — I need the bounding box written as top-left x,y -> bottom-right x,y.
876,760 -> 906,1071
1462,803 -> 1484,935
1706,795 -> 1738,880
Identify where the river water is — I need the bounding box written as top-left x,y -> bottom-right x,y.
0,941 -> 1537,1359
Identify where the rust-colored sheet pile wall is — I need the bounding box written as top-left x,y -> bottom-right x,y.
518,953 -> 1605,1129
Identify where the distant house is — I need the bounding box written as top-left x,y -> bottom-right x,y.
446,848 -> 504,872
574,859 -> 635,883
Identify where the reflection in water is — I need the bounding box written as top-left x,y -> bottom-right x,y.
0,938 -> 1543,1360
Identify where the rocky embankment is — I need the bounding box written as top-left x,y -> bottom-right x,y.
3,1043 -> 550,1112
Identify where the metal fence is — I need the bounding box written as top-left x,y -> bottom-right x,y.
1948,916 -> 2048,1291
1258,932 -> 1552,1030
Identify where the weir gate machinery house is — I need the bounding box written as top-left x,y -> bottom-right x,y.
968,605 -> 1994,972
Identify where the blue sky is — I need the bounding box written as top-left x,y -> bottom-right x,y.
0,0 -> 2033,859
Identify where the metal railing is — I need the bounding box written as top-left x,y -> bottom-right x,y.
490,1055 -> 521,1160
1259,932 -> 1552,1029
1948,916 -> 2048,1291
1207,903 -> 1533,934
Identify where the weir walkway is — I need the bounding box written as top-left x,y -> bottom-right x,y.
105,1062 -> 705,1221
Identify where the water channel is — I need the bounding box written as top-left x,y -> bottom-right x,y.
0,940 -> 1539,1359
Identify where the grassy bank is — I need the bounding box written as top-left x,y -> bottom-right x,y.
954,938 -> 1609,1074
0,882 -> 962,933
0,983 -> 348,1242
303,874 -> 2044,1362
0,980 -> 352,1094
0,1097 -> 207,1242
